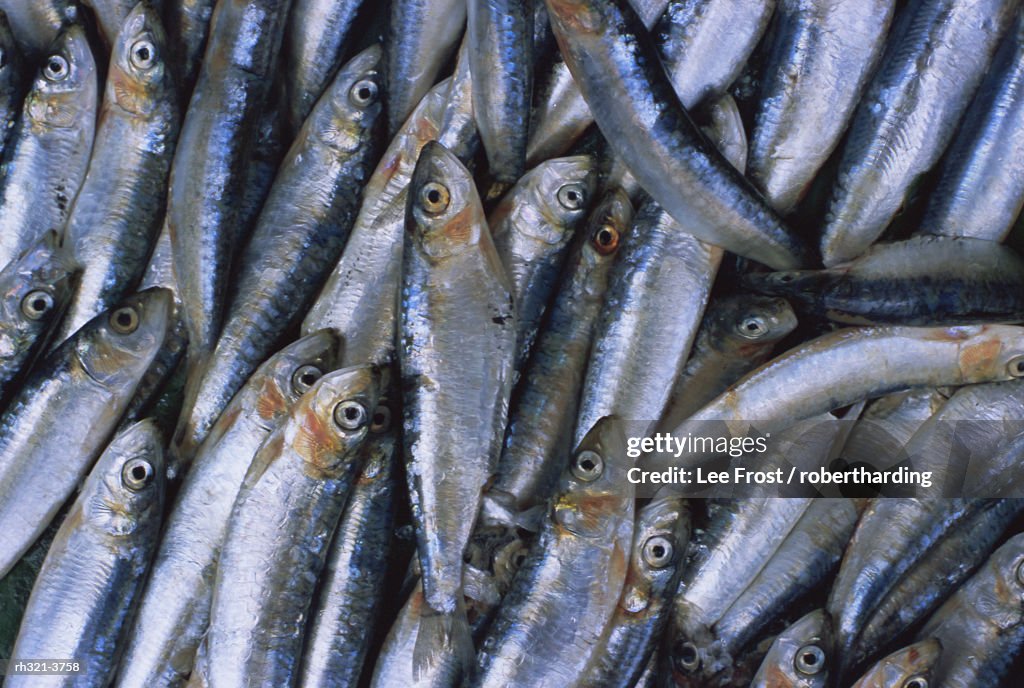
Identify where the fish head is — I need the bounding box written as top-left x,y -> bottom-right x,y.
312,44 -> 383,153
545,0 -> 606,35
84,418 -> 165,538
552,415 -> 633,539
107,1 -> 174,117
665,609 -> 721,688
356,401 -> 397,486
0,231 -> 76,360
291,364 -> 382,479
751,609 -> 834,688
980,532 -> 1024,629
574,187 -> 631,286
26,25 -> 97,129
407,141 -> 484,261
74,287 -> 172,389
247,330 -> 339,429
849,639 -> 940,688
620,496 -> 690,615
711,294 -> 799,353
490,155 -> 596,249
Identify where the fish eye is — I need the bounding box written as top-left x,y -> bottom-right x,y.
122,458 -> 154,490
110,306 -> 140,334
794,644 -> 826,675
333,399 -> 368,431
737,316 -> 768,339
557,183 -> 586,211
290,365 -> 323,394
592,224 -> 620,255
418,182 -> 450,215
673,640 -> 700,673
571,449 -> 604,482
642,535 -> 674,568
349,78 -> 379,107
43,54 -> 69,81
1016,558 -> 1024,585
904,677 -> 928,688
1008,356 -> 1024,378
21,290 -> 54,320
130,39 -> 157,70
370,403 -> 391,433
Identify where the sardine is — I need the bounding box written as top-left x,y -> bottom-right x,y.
0,232 -> 76,404
170,45 -> 383,469
546,0 -> 808,270
56,3 -> 180,343
203,365 -> 380,687
0,288 -> 171,579
820,0 -> 1018,266
920,9 -> 1024,242
6,420 -> 164,688
915,532 -> 1024,687
299,402 -> 398,688
750,609 -> 834,688
660,295 -> 797,431
162,0 -> 215,97
399,141 -> 515,673
489,155 -> 596,370
485,189 -> 631,519
746,237 -> 1024,326
850,639 -> 941,688
115,332 -> 337,688
748,0 -> 895,214
468,0 -> 532,183
166,0 -> 292,362
579,497 -> 691,688
470,417 -> 635,687
0,25 -> 97,270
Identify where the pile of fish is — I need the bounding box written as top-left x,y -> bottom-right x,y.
3,0 -> 1024,686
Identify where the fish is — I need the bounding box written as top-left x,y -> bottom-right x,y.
546,0 -> 808,270
820,0 -> 1018,266
0,25 -> 97,270
489,154 -> 597,370
83,0 -> 146,49
202,365 -> 381,687
847,499 -> 1020,676
299,400 -> 398,688
0,232 -> 76,404
162,0 -> 215,97
165,0 -> 292,363
919,9 -> 1024,242
652,324 -> 1024,468
850,639 -> 941,688
660,295 -> 798,431
485,188 -> 631,521
578,496 -> 691,688
654,0 -> 776,109
750,609 -> 834,688
0,0 -> 77,59
915,532 -> 1024,687
399,140 -> 516,674
284,0 -> 367,131
468,0 -> 532,183
115,332 -> 338,688
384,0 -> 465,138
748,0 -> 895,214
170,44 -> 383,470
5,419 -> 164,688
0,287 -> 171,579
470,416 -> 635,687
55,2 -> 180,344
827,498 -> 1018,681
746,237 -> 1024,326
574,199 -> 721,447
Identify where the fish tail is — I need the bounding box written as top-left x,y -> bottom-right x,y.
412,598 -> 475,681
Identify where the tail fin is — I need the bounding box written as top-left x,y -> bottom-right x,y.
412,598 -> 475,682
